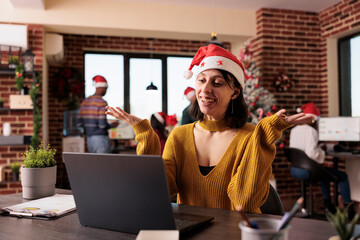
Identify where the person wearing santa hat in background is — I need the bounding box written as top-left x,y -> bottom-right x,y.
150,112 -> 178,154
106,44 -> 313,213
150,112 -> 167,154
77,75 -> 118,153
181,87 -> 196,125
289,102 -> 353,216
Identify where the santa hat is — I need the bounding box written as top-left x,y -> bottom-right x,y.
92,75 -> 108,88
183,44 -> 245,88
166,114 -> 178,126
184,87 -> 195,100
153,111 -> 166,125
297,102 -> 320,120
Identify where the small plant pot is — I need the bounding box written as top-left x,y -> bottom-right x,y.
21,166 -> 57,200
12,172 -> 19,182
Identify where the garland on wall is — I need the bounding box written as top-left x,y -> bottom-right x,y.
14,65 -> 41,148
15,64 -> 24,91
30,72 -> 41,148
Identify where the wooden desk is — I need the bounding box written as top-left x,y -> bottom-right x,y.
0,190 -> 338,240
327,151 -> 360,202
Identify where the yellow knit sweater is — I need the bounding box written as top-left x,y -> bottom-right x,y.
133,114 -> 290,213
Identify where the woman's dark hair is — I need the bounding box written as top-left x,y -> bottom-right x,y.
150,114 -> 167,139
189,69 -> 248,129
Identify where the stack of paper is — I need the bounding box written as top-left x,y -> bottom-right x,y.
1,194 -> 76,219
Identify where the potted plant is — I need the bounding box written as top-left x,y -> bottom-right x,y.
21,142 -> 57,200
8,55 -> 19,69
326,205 -> 360,240
10,162 -> 21,181
0,98 -> 4,108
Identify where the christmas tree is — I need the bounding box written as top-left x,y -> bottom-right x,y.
239,41 -> 277,125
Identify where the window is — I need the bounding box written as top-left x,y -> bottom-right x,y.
84,53 -> 124,109
167,57 -> 196,118
338,32 -> 360,116
130,58 -> 162,119
84,52 -> 196,121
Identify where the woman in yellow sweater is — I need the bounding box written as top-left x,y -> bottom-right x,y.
106,44 -> 313,213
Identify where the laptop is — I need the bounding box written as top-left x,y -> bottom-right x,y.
63,152 -> 214,234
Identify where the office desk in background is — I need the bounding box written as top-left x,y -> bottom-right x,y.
327,151 -> 360,202
0,189 -> 338,240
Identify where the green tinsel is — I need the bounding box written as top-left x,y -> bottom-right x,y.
30,72 -> 41,148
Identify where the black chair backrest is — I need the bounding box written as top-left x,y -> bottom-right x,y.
284,147 -> 338,182
260,184 -> 284,216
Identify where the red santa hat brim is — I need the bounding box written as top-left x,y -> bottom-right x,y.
93,75 -> 108,88
184,87 -> 195,99
153,112 -> 165,124
300,102 -> 320,120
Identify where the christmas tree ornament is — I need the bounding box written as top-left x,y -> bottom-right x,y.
239,41 -> 277,125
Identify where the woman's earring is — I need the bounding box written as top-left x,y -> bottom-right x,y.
231,100 -> 234,114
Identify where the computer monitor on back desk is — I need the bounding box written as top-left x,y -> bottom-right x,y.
319,117 -> 360,142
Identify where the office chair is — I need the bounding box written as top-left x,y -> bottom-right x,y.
260,184 -> 285,215
284,147 -> 338,216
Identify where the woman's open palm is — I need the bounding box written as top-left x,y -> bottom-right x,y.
276,109 -> 314,126
105,106 -> 142,126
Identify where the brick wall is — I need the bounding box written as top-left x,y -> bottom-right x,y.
252,8 -> 324,200
320,0 -> 360,108
253,0 -> 360,201
0,24 -> 43,194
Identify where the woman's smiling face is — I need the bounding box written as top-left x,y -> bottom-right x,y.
196,69 -> 238,120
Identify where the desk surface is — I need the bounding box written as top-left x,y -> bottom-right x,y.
327,151 -> 360,202
327,151 -> 360,160
0,189 -> 338,240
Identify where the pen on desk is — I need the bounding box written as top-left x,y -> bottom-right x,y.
276,197 -> 303,231
236,206 -> 258,229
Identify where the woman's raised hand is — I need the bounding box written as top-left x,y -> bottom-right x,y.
276,109 -> 314,126
105,106 -> 142,126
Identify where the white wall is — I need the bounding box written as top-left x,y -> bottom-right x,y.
0,0 -> 257,53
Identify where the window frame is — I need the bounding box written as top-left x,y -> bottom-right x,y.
83,50 -> 193,114
338,31 -> 360,116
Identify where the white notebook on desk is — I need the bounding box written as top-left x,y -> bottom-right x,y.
1,194 -> 76,219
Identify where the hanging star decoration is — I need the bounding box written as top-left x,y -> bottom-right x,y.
275,72 -> 296,92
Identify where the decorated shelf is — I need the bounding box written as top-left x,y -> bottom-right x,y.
0,135 -> 31,145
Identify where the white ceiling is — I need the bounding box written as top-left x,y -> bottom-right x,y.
122,0 -> 341,12
9,0 -> 341,12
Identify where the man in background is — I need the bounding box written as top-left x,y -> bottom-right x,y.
289,102 -> 352,215
77,75 -> 118,153
181,87 -> 196,125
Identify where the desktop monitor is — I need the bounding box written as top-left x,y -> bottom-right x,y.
318,117 -> 360,141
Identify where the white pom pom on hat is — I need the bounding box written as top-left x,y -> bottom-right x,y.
184,44 -> 245,88
183,70 -> 193,80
